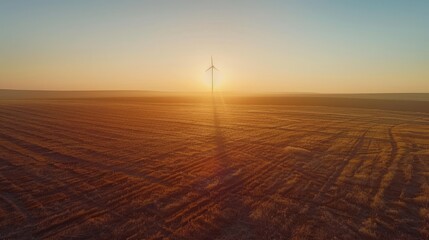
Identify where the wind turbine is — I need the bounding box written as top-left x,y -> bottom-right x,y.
206,56 -> 218,93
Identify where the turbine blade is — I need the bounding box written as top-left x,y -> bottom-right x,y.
213,66 -> 219,71
206,66 -> 213,72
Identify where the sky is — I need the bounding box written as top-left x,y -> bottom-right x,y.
0,0 -> 428,93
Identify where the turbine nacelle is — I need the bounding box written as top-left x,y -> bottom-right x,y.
205,66 -> 218,72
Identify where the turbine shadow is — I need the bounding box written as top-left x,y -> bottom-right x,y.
210,94 -> 254,238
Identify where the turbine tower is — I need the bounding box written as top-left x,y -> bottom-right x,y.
206,56 -> 218,93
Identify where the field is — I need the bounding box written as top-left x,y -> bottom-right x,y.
1,95 -> 429,239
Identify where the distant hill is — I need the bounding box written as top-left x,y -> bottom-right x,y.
1,89 -> 429,101
321,93 -> 429,101
0,90 -> 170,99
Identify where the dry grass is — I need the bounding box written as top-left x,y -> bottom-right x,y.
0,97 -> 428,239
359,217 -> 377,238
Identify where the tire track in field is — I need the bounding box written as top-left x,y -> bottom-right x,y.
369,124 -> 402,208
278,127 -> 371,238
313,126 -> 371,202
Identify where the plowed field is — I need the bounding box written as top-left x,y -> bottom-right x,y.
1,98 -> 428,239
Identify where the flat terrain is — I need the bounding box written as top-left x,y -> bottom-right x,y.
0,97 -> 428,239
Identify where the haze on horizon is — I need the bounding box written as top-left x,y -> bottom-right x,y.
0,0 -> 428,93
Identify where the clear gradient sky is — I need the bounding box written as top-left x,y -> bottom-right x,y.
1,0 -> 428,93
